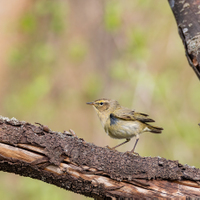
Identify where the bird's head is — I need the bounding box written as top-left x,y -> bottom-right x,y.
87,98 -> 120,117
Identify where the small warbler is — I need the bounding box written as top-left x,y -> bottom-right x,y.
87,98 -> 163,154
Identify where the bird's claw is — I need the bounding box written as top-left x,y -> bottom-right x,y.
105,145 -> 118,151
125,151 -> 139,156
63,129 -> 77,137
69,129 -> 77,137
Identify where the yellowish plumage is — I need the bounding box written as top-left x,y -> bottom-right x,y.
87,98 -> 163,154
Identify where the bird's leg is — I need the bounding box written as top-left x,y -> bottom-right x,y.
129,135 -> 140,155
110,138 -> 131,150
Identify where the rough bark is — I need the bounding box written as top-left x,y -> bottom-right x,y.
0,116 -> 200,198
168,0 -> 200,80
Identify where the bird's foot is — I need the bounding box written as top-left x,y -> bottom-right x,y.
125,151 -> 139,156
105,145 -> 118,151
69,129 -> 77,137
63,129 -> 77,137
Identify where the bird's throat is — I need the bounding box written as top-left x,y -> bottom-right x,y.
96,110 -> 109,128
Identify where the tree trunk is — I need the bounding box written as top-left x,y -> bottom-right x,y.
168,0 -> 200,80
0,116 -> 200,199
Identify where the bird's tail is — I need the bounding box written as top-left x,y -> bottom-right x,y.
146,124 -> 163,134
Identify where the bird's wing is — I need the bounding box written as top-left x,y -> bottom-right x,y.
112,108 -> 155,123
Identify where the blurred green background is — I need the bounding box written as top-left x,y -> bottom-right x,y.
0,0 -> 199,199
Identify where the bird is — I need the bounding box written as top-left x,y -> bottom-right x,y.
87,98 -> 163,154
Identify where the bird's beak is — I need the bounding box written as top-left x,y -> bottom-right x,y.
86,101 -> 94,105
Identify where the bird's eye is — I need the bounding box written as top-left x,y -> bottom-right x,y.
99,102 -> 104,106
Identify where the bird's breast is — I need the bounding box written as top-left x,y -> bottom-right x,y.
105,117 -> 143,139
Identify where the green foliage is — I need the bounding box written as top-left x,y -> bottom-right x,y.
126,28 -> 149,61
35,0 -> 66,33
83,74 -> 103,98
110,61 -> 129,80
20,13 -> 37,33
104,0 -> 122,31
67,40 -> 88,63
5,75 -> 50,117
32,43 -> 55,64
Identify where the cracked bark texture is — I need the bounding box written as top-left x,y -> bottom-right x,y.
168,0 -> 200,80
0,116 -> 200,199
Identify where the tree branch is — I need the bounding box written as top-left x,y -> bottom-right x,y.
0,116 -> 200,198
168,0 -> 200,80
